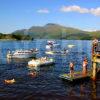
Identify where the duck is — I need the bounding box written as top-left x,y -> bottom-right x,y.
4,79 -> 15,84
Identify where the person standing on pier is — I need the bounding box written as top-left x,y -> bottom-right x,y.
82,57 -> 88,76
92,38 -> 99,46
69,62 -> 74,77
92,38 -> 99,53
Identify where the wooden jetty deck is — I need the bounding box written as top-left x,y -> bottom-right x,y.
60,71 -> 91,82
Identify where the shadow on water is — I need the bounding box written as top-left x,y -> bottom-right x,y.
61,76 -> 91,86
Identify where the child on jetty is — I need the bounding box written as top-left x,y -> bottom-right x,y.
69,62 -> 74,77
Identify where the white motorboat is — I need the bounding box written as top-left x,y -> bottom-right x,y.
47,40 -> 60,47
46,45 -> 52,50
28,57 -> 54,67
7,48 -> 38,58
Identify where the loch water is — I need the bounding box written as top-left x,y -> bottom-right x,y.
0,40 -> 99,99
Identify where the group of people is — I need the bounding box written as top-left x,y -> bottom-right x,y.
69,57 -> 88,77
32,57 -> 48,63
69,38 -> 99,77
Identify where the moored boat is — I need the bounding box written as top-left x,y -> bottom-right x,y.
7,48 -> 38,58
28,57 -> 54,67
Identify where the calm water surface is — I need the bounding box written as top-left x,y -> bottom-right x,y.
0,40 -> 99,99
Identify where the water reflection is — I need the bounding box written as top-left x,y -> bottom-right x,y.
7,58 -> 12,64
62,80 -> 98,99
6,58 -> 31,64
91,81 -> 97,99
80,84 -> 85,97
27,65 -> 39,71
68,86 -> 76,96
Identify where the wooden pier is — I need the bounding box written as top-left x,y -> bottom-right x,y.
60,55 -> 100,82
60,71 -> 91,82
60,41 -> 100,82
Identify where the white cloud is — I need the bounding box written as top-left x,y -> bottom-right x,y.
90,7 -> 100,16
60,5 -> 89,13
37,9 -> 49,13
60,5 -> 100,16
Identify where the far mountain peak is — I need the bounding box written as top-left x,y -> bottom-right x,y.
11,23 -> 100,39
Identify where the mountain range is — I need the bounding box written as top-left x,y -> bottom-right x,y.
4,23 -> 100,40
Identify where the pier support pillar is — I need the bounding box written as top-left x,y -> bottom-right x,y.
92,62 -> 97,81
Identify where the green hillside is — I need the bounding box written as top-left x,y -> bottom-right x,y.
0,23 -> 100,40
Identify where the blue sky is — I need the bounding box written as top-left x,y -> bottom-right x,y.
0,0 -> 100,33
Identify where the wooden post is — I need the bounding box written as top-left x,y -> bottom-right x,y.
92,44 -> 94,55
92,62 -> 97,81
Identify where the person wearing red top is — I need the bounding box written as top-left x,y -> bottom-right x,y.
82,57 -> 88,76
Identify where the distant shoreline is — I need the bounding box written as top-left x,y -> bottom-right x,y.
0,38 -> 93,41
